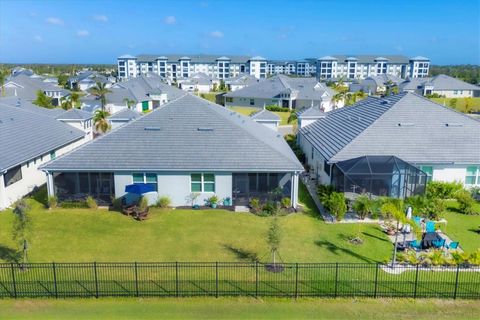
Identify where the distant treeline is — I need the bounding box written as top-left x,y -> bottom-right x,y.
429,65 -> 479,84
0,63 -> 116,76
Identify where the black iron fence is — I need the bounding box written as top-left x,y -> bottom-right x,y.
0,262 -> 479,299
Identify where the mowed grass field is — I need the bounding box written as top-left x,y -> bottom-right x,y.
228,106 -> 293,125
0,298 -> 478,320
0,184 -> 391,263
429,97 -> 480,113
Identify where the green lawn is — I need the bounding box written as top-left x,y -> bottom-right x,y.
0,298 -> 478,320
430,97 -> 480,113
199,92 -> 225,103
228,106 -> 293,125
443,201 -> 480,252
0,183 -> 390,263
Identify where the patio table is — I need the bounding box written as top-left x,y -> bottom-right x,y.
422,232 -> 441,249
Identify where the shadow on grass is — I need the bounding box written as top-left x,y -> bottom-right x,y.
467,228 -> 480,235
298,182 -> 322,220
362,231 -> 389,243
30,185 -> 48,207
0,245 -> 21,263
223,245 -> 259,263
314,240 -> 376,263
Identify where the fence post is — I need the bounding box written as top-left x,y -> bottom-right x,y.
175,262 -> 179,297
374,263 -> 379,298
52,262 -> 58,299
413,264 -> 419,299
334,263 -> 339,298
255,261 -> 258,298
93,262 -> 99,298
10,263 -> 17,299
215,262 -> 219,298
453,265 -> 460,299
295,263 -> 299,299
134,262 -> 139,297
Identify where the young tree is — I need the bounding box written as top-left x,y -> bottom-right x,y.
93,109 -> 111,134
33,90 -> 53,108
90,82 -> 111,111
123,98 -> 136,108
12,200 -> 32,265
267,218 -> 282,266
0,68 -> 10,97
70,92 -> 80,108
60,96 -> 73,110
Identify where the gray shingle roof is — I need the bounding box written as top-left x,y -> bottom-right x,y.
0,105 -> 85,171
300,92 -> 480,164
318,55 -> 414,64
225,75 -> 334,100
424,74 -> 480,91
133,54 -> 252,64
297,106 -> 325,118
2,74 -> 68,100
0,97 -> 64,118
56,108 -> 93,121
108,74 -> 184,104
41,94 -> 303,172
108,108 -> 142,121
250,109 -> 281,121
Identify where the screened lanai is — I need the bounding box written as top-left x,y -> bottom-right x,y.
331,156 -> 427,199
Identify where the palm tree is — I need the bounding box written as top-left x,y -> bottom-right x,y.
332,92 -> 345,107
93,109 -> 110,135
60,96 -> 73,110
70,92 -> 80,108
287,110 -> 297,124
0,68 -> 10,97
90,82 -> 111,111
123,98 -> 136,109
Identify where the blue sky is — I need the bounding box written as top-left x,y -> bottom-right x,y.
0,0 -> 478,65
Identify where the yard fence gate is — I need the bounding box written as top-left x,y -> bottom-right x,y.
0,262 -> 479,299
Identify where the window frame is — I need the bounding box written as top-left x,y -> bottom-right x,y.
132,172 -> 158,191
190,173 -> 215,193
465,166 -> 479,185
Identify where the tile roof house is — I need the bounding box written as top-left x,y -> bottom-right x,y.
177,72 -> 220,93
350,74 -> 404,94
0,104 -> 87,209
297,92 -> 480,197
250,109 -> 281,131
225,74 -> 263,92
55,108 -> 94,140
224,75 -> 336,111
40,94 -> 303,208
2,74 -> 70,106
400,74 -> 480,98
105,74 -> 185,114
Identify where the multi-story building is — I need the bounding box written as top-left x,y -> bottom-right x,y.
316,55 -> 430,80
117,54 -> 268,81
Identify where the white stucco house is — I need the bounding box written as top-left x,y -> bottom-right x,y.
250,109 -> 281,131
400,74 -> 480,98
40,93 -> 303,208
107,108 -> 142,129
0,100 -> 87,210
177,73 -> 219,93
297,92 -> 480,198
224,75 -> 335,111
55,108 -> 94,141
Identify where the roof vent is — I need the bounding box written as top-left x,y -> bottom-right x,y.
381,100 -> 389,105
197,127 -> 214,132
398,123 -> 414,127
445,123 -> 463,127
144,127 -> 161,131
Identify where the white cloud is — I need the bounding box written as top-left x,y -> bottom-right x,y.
77,30 -> 90,37
46,17 -> 64,25
34,35 -> 43,42
93,15 -> 108,22
209,30 -> 224,38
164,16 -> 176,24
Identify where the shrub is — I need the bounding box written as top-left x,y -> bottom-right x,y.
249,198 -> 261,213
325,192 -> 347,221
284,134 -> 305,163
317,184 -> 335,205
280,197 -> 291,209
156,196 -> 171,208
449,98 -> 457,108
86,196 -> 98,209
454,189 -> 478,215
352,195 -> 373,219
405,195 -> 446,220
262,201 -> 280,216
111,197 -> 123,211
47,195 -> 58,209
138,196 -> 149,211
208,195 -> 219,205
468,249 -> 480,265
266,105 -> 289,112
426,181 -> 463,199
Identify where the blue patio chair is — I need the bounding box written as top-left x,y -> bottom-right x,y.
426,221 -> 435,233
446,241 -> 459,250
432,239 -> 445,248
409,240 -> 422,250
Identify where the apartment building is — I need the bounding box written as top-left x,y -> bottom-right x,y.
117,54 -> 268,81
316,55 -> 430,80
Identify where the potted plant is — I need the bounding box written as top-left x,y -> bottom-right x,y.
188,192 -> 200,209
208,195 -> 219,208
223,197 -> 232,206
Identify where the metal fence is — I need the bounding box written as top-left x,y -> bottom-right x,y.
0,262 -> 479,299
